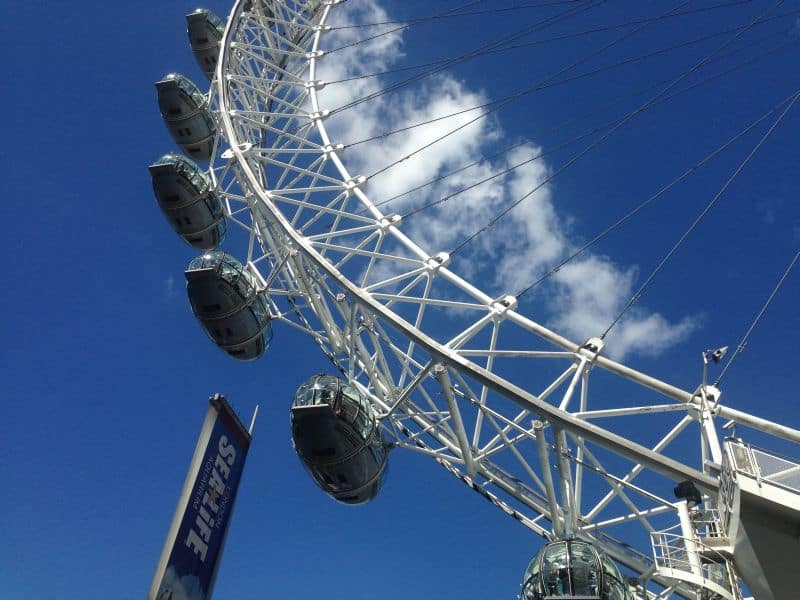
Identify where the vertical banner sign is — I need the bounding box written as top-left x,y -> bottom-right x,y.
148,394 -> 253,600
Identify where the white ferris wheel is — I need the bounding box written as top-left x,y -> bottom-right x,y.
149,1 -> 800,598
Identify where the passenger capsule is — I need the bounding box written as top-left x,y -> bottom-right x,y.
155,73 -> 217,161
521,539 -> 632,600
148,153 -> 226,249
185,251 -> 272,360
291,374 -> 389,505
186,9 -> 225,80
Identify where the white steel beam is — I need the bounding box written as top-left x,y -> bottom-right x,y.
534,420 -> 564,537
435,364 -> 476,477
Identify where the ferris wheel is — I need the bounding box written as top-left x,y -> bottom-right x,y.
149,1 -> 800,598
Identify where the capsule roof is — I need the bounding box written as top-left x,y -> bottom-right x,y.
292,374 -> 367,411
150,152 -> 204,176
187,250 -> 256,285
521,539 -> 632,600
155,73 -> 207,114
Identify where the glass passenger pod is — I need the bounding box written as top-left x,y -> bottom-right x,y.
184,251 -> 272,361
148,153 -> 226,249
186,9 -> 225,80
521,539 -> 632,600
290,374 -> 389,505
155,73 -> 217,161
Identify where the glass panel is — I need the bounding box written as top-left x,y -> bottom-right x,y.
188,250 -> 224,271
569,543 -> 600,597
601,553 -> 628,600
604,578 -> 627,600
250,295 -> 266,323
352,409 -> 371,439
601,553 -> 623,583
207,11 -> 224,32
541,542 -> 570,596
190,169 -> 208,192
521,548 -> 544,600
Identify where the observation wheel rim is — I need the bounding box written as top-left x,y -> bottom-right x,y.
213,0 -> 721,493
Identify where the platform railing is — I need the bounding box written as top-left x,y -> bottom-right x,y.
725,440 -> 800,493
650,511 -> 741,600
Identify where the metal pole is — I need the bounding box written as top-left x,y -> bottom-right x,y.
435,364 -> 476,478
677,500 -> 704,580
534,420 -> 564,537
554,426 -> 577,535
248,404 -> 259,436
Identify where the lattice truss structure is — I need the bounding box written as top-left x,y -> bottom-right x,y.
200,1 -> 799,597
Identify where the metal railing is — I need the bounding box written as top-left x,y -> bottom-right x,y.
725,440 -> 800,494
651,516 -> 741,600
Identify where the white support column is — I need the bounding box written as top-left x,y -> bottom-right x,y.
435,364 -> 476,478
554,426 -> 577,535
534,420 -> 564,538
677,500 -> 703,579
700,385 -> 723,466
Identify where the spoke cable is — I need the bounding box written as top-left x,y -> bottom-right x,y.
601,88 -> 799,340
447,0 -> 784,258
366,0 -> 693,181
346,12 -> 794,150
715,249 -> 800,386
326,0 -> 766,85
309,30 -> 796,244
329,0 -> 588,30
366,32 -> 796,219
513,91 -> 800,299
325,0 -> 603,113
327,0 -> 489,54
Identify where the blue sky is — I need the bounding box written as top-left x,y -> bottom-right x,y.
2,1 -> 798,598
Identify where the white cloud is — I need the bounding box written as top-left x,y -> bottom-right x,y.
314,0 -> 696,359
551,257 -> 699,358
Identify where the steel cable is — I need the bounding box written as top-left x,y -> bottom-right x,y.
447,0 -> 785,258
601,88 -> 799,340
715,249 -> 800,386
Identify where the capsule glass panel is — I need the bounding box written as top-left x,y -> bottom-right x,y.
521,539 -> 631,600
186,9 -> 225,79
185,251 -> 272,360
155,73 -> 217,161
290,374 -> 388,504
149,153 -> 226,249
